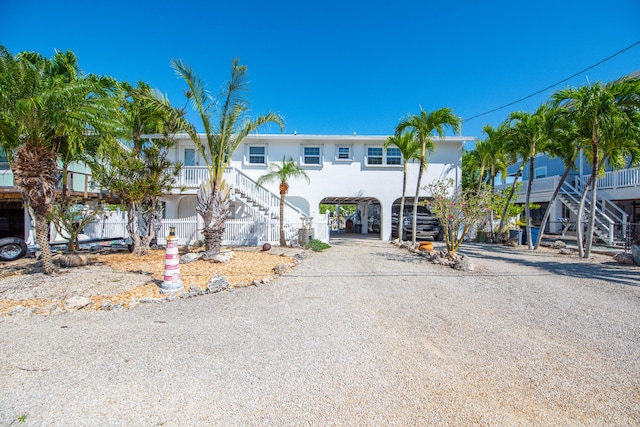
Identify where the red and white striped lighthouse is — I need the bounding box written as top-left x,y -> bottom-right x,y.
160,226 -> 183,294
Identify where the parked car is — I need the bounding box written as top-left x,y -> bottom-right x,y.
391,205 -> 444,241
0,215 -> 28,261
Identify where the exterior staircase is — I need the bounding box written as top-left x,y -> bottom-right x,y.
225,168 -> 308,243
558,179 -> 627,246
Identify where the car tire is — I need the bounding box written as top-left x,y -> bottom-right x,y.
0,237 -> 28,261
434,229 -> 444,242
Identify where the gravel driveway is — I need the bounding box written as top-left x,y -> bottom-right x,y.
1,238 -> 639,425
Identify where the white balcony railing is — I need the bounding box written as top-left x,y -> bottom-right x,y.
582,166 -> 640,190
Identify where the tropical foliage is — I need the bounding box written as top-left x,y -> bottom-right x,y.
395,107 -> 460,246
385,129 -> 421,242
93,82 -> 188,255
0,45 -> 119,273
462,74 -> 640,257
172,58 -> 284,258
257,156 -> 310,246
425,179 -> 492,254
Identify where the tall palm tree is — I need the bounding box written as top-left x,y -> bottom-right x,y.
257,157 -> 310,246
553,77 -> 640,257
0,45 -> 118,274
508,104 -> 554,249
395,107 -> 459,246
384,129 -> 421,242
172,58 -> 284,258
533,114 -> 583,249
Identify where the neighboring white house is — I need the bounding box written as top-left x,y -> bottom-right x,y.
160,133 -> 471,244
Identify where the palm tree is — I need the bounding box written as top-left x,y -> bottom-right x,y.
257,157 -> 310,246
553,77 -> 640,257
508,104 -> 554,249
384,129 -> 421,242
0,45 -> 118,274
533,114 -> 583,249
395,107 -> 459,246
461,148 -> 483,190
172,58 -> 284,259
475,123 -> 510,241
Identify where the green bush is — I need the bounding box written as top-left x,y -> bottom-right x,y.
305,239 -> 330,252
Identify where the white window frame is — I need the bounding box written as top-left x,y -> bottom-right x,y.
365,145 -> 403,167
366,146 -> 384,165
246,144 -> 268,166
301,145 -> 322,167
534,166 -> 547,179
335,145 -> 353,161
385,147 -> 402,165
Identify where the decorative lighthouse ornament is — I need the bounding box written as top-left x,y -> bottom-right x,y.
160,226 -> 183,293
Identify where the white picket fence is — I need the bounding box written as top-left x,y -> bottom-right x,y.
84,212 -> 308,247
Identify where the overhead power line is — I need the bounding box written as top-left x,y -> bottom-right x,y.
463,40 -> 640,123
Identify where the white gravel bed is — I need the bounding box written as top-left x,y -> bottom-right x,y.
0,239 -> 639,425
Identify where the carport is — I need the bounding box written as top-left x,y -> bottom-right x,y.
320,197 -> 382,239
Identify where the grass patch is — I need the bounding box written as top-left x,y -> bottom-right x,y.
305,239 -> 331,252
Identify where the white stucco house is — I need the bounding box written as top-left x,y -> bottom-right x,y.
158,133 -> 472,245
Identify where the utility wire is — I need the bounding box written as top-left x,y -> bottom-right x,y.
463,40 -> 640,122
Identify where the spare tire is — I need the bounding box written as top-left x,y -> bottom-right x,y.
0,237 -> 28,261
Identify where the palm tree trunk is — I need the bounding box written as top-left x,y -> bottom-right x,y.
35,213 -> 57,274
399,163 -> 408,242
279,191 -> 286,246
497,161 -> 525,236
576,174 -> 594,258
412,158 -> 425,246
489,171 -> 496,242
534,159 -> 576,249
584,145 -> 599,258
525,156 -> 535,249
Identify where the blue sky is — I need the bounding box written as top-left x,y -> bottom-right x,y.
2,0 -> 639,141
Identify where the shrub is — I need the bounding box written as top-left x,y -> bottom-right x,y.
305,239 -> 331,252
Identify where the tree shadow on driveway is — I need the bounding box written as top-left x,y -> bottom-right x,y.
460,243 -> 640,287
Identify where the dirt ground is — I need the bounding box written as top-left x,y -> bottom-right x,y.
0,246 -> 302,315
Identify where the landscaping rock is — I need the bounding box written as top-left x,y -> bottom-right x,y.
552,240 -> 566,249
273,263 -> 290,275
65,295 -> 92,310
211,252 -> 233,264
294,251 -> 310,262
559,248 -> 574,255
57,254 -> 89,268
189,285 -> 204,295
207,275 -> 230,294
180,252 -> 203,264
453,255 -> 475,271
613,252 -> 637,265
504,239 -> 518,247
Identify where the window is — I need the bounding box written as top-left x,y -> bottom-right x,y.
386,147 -> 401,165
336,145 -> 352,161
247,145 -> 266,165
303,146 -> 321,165
184,149 -> 196,166
366,146 -> 402,166
534,166 -> 547,179
367,147 -> 383,165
